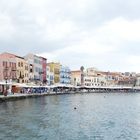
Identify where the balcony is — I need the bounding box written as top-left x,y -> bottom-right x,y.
11,67 -> 16,71
55,71 -> 60,75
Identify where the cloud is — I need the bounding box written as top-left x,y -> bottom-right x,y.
0,0 -> 140,72
38,17 -> 140,72
0,13 -> 15,39
98,17 -> 140,42
43,20 -> 78,41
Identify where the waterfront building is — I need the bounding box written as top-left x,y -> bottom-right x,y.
101,72 -> 122,86
100,71 -> 137,86
47,66 -> 54,85
92,71 -> 125,86
124,72 -> 131,77
131,72 -> 137,77
0,52 -> 29,83
85,68 -> 108,86
112,72 -> 137,86
0,53 -> 17,82
25,54 -> 47,85
84,75 -> 107,87
85,68 -> 124,86
32,55 -> 43,84
136,74 -> 140,86
118,77 -> 137,87
86,67 -> 98,76
71,70 -> 81,86
40,56 -> 47,84
24,61 -> 29,83
28,63 -> 34,84
47,62 -> 61,84
60,66 -> 71,84
16,56 -> 29,83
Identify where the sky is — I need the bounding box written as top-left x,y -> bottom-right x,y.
0,0 -> 140,72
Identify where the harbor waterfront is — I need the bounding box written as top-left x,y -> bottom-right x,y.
0,93 -> 140,140
1,85 -> 140,102
1,0 -> 140,139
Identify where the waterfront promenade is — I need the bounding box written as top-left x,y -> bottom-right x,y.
0,86 -> 140,102
0,92 -> 58,102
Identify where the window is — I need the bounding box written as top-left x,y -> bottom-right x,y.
9,62 -> 11,67
21,62 -> 23,67
30,68 -> 33,73
5,62 -> 8,67
18,62 -> 20,67
3,61 -> 5,66
25,66 -> 28,70
13,63 -> 16,69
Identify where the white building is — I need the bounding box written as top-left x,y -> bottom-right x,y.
136,75 -> 140,86
47,66 -> 54,85
84,67 -> 108,87
86,67 -> 98,76
84,75 -> 107,87
24,54 -> 43,84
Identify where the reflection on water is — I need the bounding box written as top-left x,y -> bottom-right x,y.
0,93 -> 140,140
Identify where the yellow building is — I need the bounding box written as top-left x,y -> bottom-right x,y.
48,62 -> 61,84
15,56 -> 29,83
24,61 -> 29,83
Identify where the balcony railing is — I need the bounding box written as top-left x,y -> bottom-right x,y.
11,67 -> 16,71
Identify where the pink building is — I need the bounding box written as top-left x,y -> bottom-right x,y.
0,53 -> 16,81
40,57 -> 47,84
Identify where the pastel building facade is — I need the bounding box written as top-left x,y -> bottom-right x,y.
28,63 -> 34,83
0,52 -> 29,83
47,66 -> 54,85
84,75 -> 107,87
84,67 -> 109,87
25,54 -> 47,84
41,57 -> 47,84
86,67 -> 98,76
60,66 -> 71,84
48,62 -> 61,84
71,70 -> 81,86
16,56 -> 29,83
33,55 -> 42,82
136,75 -> 140,86
0,53 -> 17,82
